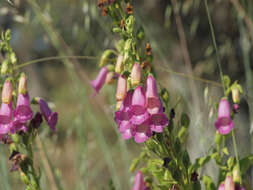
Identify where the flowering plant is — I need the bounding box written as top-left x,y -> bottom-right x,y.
91,0 -> 253,189
0,30 -> 58,190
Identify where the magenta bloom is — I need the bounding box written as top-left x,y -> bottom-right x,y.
37,98 -> 58,131
13,93 -> 33,123
130,86 -> 149,125
150,113 -> 169,133
90,66 -> 108,96
114,91 -> 134,139
215,98 -> 234,135
0,102 -> 12,135
218,183 -> 225,190
145,75 -> 161,115
11,121 -> 27,134
132,171 -> 149,190
132,120 -> 152,143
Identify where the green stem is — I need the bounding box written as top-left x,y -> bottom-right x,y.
231,130 -> 242,184
204,0 -> 226,95
221,136 -> 225,161
15,55 -> 100,69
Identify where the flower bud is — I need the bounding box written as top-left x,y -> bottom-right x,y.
99,49 -> 114,67
225,176 -> 235,190
116,101 -> 122,111
232,88 -> 240,104
232,165 -> 241,183
2,80 -> 12,104
233,104 -> 239,113
131,63 -> 141,86
116,75 -> 127,101
115,54 -> 124,73
10,52 -> 17,64
1,60 -> 8,75
18,74 -> 27,95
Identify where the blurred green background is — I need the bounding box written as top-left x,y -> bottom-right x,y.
0,0 -> 253,189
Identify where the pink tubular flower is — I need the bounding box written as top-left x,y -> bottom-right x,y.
13,93 -> 33,124
225,176 -> 235,190
114,91 -> 133,139
215,98 -> 234,135
145,75 -> 162,115
132,120 -> 152,143
150,113 -> 169,133
0,80 -> 13,135
36,98 -> 58,131
130,86 -> 149,125
131,63 -> 141,86
132,171 -> 149,190
90,66 -> 108,96
11,121 -> 27,134
0,102 -> 13,134
116,75 -> 127,101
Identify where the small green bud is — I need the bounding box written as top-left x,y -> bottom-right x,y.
1,59 -> 9,75
137,26 -> 145,40
125,15 -> 135,34
112,27 -> 121,33
161,88 -> 169,103
10,52 -> 17,64
18,73 -> 27,94
232,164 -> 241,183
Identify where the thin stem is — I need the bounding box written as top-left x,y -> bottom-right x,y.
231,130 -> 242,184
204,0 -> 226,94
14,56 -> 100,69
221,136 -> 225,161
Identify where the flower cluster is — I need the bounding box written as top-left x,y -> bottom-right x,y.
0,75 -> 58,141
114,75 -> 169,143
